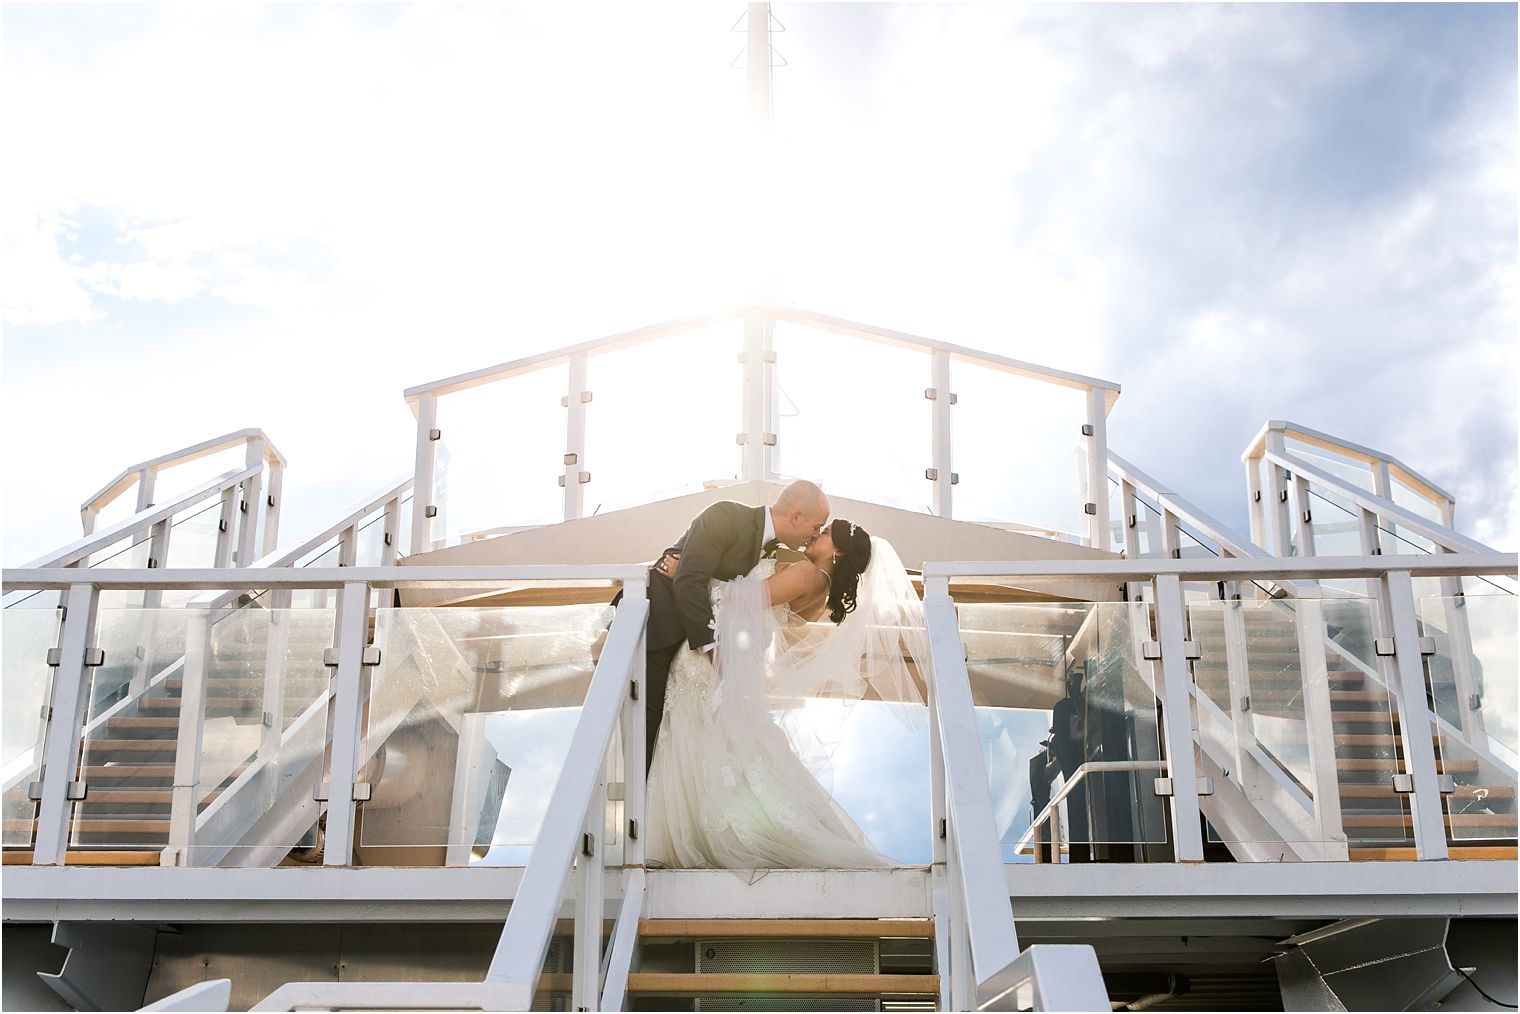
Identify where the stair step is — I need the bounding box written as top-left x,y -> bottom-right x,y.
78,741 -> 178,753
76,789 -> 222,806
1350,845 -> 1518,861
3,817 -> 168,833
1337,759 -> 1478,773
1342,813 -> 1516,830
1339,785 -> 1513,800
626,973 -> 938,996
1330,691 -> 1390,703
1334,735 -> 1440,748
638,919 -> 935,939
82,765 -> 178,779
3,850 -> 161,866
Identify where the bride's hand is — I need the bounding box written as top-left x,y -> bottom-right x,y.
655,550 -> 681,578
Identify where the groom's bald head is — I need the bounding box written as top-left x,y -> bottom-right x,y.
772,481 -> 830,549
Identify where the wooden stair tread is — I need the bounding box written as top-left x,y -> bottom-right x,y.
1351,846 -> 1518,861
1343,812 -> 1515,829
1338,759 -> 1478,773
638,919 -> 934,939
4,817 -> 167,832
626,972 -> 938,995
1339,784 -> 1513,800
3,850 -> 161,866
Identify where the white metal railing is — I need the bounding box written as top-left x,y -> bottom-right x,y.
402,304 -> 1123,553
1013,760 -> 1169,862
80,428 -> 285,564
923,553 -> 1518,869
925,578 -> 1110,1010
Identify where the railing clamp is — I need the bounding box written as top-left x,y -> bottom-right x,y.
1154,778 -> 1213,798
582,832 -> 594,858
1081,423 -> 1095,436
1302,510 -> 1312,523
27,781 -> 43,802
313,783 -> 329,802
429,428 -> 442,441
628,818 -> 639,841
352,783 -> 372,802
1240,695 -> 1251,713
48,648 -> 105,667
1392,773 -> 1455,794
564,453 -> 578,465
939,818 -> 947,840
1468,693 -> 1482,711
218,518 -> 228,533
1279,490 -> 1289,502
1418,637 -> 1437,656
629,679 -> 639,701
424,505 -> 438,518
1374,638 -> 1395,657
1128,513 -> 1136,528
323,646 -> 382,667
66,781 -> 87,801
1083,502 -> 1097,516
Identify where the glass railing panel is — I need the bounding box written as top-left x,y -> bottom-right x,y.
432,364 -> 568,546
69,608 -> 192,854
2,608 -> 62,848
1305,490 -> 1374,598
360,603 -> 608,864
584,326 -> 742,514
164,500 -> 224,570
290,541 -> 342,610
1284,444 -> 1375,492
1417,595 -> 1518,842
773,322 -> 932,513
179,606 -> 334,863
952,364 -> 1089,538
89,534 -> 154,608
1130,495 -> 1165,559
1390,478 -> 1444,526
959,601 -> 1165,862
1191,597 -> 1406,854
1106,478 -> 1126,555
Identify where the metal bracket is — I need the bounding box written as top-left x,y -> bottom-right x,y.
1374,637 -> 1396,657
1240,695 -> 1251,713
1128,513 -> 1137,528
240,499 -> 249,513
313,783 -> 329,802
429,428 -> 442,441
1279,490 -> 1289,502
1081,423 -> 1095,436
66,782 -> 87,801
925,468 -> 938,481
1469,693 -> 1482,711
1141,641 -> 1162,660
939,818 -> 947,840
951,472 -> 959,485
763,433 -> 777,446
629,679 -> 639,701
218,518 -> 228,533
55,648 -> 107,667
1083,502 -> 1098,516
267,494 -> 276,508
424,505 -> 438,518
383,531 -> 392,547
1418,636 -> 1436,656
39,704 -> 52,721
352,783 -> 373,802
1392,773 -> 1455,794
147,557 -> 158,569
581,832 -> 594,858
1302,510 -> 1312,523
262,712 -> 274,728
737,350 -> 777,364
323,646 -> 382,667
579,471 -> 592,484
924,387 -> 937,400
628,818 -> 639,841
1253,490 -> 1261,502
1183,640 -> 1202,660
27,781 -> 43,801
564,453 -> 578,465
1153,778 -> 1212,798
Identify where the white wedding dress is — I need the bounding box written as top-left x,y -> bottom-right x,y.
644,557 -> 898,869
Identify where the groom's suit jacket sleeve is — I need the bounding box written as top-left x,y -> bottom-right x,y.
671,501 -> 763,652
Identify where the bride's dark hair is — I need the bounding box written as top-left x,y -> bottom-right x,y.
826,519 -> 872,624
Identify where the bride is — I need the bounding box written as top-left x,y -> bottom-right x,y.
644,519 -> 928,870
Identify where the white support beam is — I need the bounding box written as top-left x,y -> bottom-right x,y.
213,487 -> 239,570
620,578 -> 647,870
1150,574 -> 1205,862
1291,599 -> 1348,859
930,349 -> 953,517
571,757 -> 607,1012
322,582 -> 371,866
410,392 -> 439,556
599,869 -> 646,1013
1264,431 -> 1294,557
1084,388 -> 1109,549
262,463 -> 284,558
562,351 -> 589,521
740,307 -> 772,481
1380,570 -> 1450,861
32,583 -> 100,866
1245,458 -> 1267,551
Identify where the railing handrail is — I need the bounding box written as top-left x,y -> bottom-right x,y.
1013,760 -> 1168,855
3,563 -> 652,593
16,466 -> 260,571
921,553 -> 1516,582
1243,420 -> 1454,506
188,475 -> 413,609
403,309 -> 742,402
1107,451 -> 1266,560
771,306 -> 1122,409
82,428 -> 285,516
1263,448 -> 1494,557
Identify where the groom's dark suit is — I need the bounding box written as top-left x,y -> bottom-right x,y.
642,501 -> 771,771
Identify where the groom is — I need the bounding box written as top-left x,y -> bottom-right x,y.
639,480 -> 831,771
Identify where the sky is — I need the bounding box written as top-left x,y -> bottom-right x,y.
2,2 -> 1516,565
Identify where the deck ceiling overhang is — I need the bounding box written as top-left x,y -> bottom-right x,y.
397,481 -> 1122,609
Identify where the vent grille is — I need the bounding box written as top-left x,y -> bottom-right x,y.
695,997 -> 879,1012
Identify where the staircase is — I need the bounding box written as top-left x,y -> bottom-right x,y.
3,607 -> 334,866
1188,600 -> 1517,861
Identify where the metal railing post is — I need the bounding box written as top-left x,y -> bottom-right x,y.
1381,570 -> 1450,861
214,486 -> 240,569
262,460 -> 284,557
380,498 -> 402,569
236,442 -> 266,568
1219,589 -> 1256,787
927,676 -> 947,869
739,306 -> 773,481
322,582 -> 372,865
1264,431 -> 1294,556
571,753 -> 607,1012
1245,456 -> 1267,550
1084,387 -> 1109,549
1150,574 -> 1206,862
32,583 -> 101,865
166,604 -> 214,866
930,349 -> 954,518
259,590 -> 294,766
410,393 -> 440,555
563,351 -> 589,521
619,576 -> 647,870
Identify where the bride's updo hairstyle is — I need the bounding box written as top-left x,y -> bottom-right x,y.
826,519 -> 872,624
